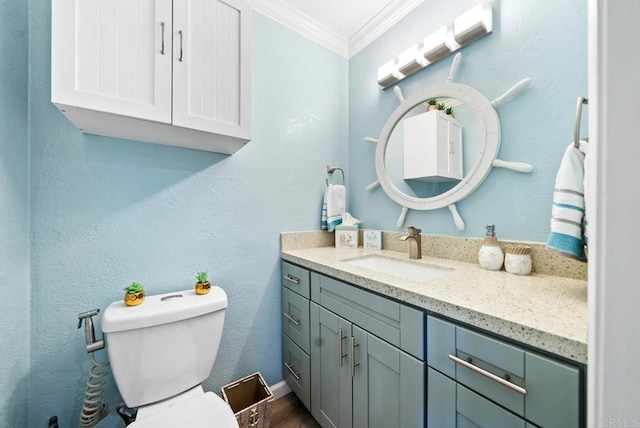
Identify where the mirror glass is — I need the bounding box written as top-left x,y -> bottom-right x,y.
384,98 -> 485,199
373,81 -> 500,213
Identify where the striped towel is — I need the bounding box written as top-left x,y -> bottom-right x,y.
546,142 -> 588,262
321,184 -> 345,232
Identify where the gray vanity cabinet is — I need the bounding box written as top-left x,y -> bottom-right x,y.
281,262 -> 312,410
310,272 -> 425,428
427,315 -> 582,428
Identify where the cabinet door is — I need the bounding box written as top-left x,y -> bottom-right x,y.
427,368 -> 455,428
52,0 -> 172,123
311,304 -> 352,428
172,0 -> 251,139
447,121 -> 463,180
352,326 -> 425,428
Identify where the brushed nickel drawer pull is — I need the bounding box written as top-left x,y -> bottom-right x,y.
284,274 -> 300,284
284,362 -> 301,380
284,312 -> 300,326
338,328 -> 347,367
350,337 -> 360,377
448,354 -> 527,395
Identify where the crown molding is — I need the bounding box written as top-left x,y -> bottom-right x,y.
250,0 -> 349,58
250,0 -> 423,59
349,0 -> 424,57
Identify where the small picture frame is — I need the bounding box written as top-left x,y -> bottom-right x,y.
335,225 -> 358,249
363,230 -> 382,250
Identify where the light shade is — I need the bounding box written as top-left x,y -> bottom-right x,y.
421,27 -> 457,63
454,3 -> 493,46
398,44 -> 429,76
377,60 -> 404,88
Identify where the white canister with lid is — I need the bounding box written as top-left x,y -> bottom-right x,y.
504,245 -> 532,275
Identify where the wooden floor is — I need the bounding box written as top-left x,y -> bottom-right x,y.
270,393 -> 320,428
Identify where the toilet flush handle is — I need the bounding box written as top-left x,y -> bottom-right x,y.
77,309 -> 105,353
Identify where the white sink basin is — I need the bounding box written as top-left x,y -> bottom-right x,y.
344,255 -> 450,282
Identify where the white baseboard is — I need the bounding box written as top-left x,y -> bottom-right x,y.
269,380 -> 291,400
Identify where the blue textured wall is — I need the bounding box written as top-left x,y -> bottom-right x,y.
349,0 -> 587,242
27,5 -> 347,426
3,0 -> 587,425
0,0 -> 30,426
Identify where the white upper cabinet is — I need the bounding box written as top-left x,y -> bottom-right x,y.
173,0 -> 251,141
52,0 -> 252,154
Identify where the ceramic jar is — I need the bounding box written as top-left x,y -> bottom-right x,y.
478,236 -> 504,271
504,245 -> 532,275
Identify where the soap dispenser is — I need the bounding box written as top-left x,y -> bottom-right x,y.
478,224 -> 504,271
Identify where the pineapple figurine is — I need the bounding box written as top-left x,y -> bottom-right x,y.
195,271 -> 211,295
123,282 -> 145,306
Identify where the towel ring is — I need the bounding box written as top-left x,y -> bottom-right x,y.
326,165 -> 345,187
574,96 -> 588,148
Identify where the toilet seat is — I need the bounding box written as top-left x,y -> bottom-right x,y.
129,391 -> 238,428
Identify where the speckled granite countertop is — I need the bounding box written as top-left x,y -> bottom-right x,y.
281,245 -> 588,364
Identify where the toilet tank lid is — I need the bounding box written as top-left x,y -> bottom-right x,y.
102,287 -> 228,333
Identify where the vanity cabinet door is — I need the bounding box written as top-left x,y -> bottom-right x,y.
427,367 -> 455,428
524,352 -> 580,428
172,0 -> 251,140
52,0 -> 173,123
352,326 -> 425,428
311,303 -> 353,428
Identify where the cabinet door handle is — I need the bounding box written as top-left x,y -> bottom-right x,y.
178,30 -> 183,62
160,22 -> 166,55
283,312 -> 300,326
283,274 -> 300,284
448,354 -> 527,395
284,362 -> 301,380
338,328 -> 347,367
350,337 -> 360,377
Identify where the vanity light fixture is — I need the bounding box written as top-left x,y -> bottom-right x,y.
377,2 -> 493,89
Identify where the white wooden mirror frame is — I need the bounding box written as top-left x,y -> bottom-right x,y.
364,53 -> 534,230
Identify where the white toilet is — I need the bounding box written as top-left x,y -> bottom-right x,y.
101,287 -> 239,427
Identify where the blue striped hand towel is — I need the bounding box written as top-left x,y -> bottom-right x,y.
546,143 -> 588,261
322,184 -> 345,232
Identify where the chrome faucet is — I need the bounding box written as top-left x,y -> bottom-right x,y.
399,226 -> 422,259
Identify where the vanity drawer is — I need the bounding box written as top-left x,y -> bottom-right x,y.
281,261 -> 310,299
282,333 -> 311,411
426,315 -> 581,428
455,327 -> 525,416
282,286 -> 310,353
457,384 -> 526,428
427,368 -> 527,428
311,272 -> 424,360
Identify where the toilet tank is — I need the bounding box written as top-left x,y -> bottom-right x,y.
102,287 -> 228,408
